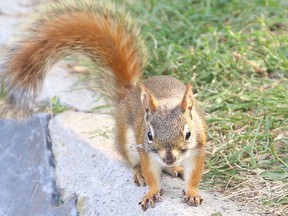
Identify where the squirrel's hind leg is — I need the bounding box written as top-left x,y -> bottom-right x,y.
115,115 -> 145,186
133,164 -> 146,186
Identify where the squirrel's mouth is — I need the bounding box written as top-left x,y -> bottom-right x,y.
149,150 -> 185,167
160,158 -> 181,167
163,159 -> 176,167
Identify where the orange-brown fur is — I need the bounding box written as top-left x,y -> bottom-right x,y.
2,0 -> 207,211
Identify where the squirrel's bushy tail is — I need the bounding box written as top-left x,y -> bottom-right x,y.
1,0 -> 147,116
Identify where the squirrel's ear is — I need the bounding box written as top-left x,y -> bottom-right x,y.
181,84 -> 194,113
140,84 -> 158,118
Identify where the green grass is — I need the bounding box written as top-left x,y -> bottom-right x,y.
118,0 -> 287,214
49,96 -> 68,115
0,79 -> 5,99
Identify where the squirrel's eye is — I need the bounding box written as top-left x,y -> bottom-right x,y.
147,131 -> 153,143
185,130 -> 191,141
184,124 -> 191,142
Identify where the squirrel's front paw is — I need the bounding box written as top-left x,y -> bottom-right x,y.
163,166 -> 184,179
139,189 -> 164,211
182,189 -> 203,206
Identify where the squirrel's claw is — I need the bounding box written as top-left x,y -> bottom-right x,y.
182,189 -> 203,206
139,189 -> 164,211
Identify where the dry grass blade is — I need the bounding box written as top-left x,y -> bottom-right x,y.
223,172 -> 288,216
233,51 -> 268,76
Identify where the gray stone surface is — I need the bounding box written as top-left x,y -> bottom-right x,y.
49,111 -> 256,216
0,114 -> 77,216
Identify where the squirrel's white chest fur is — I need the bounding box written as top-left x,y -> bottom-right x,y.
125,126 -> 140,167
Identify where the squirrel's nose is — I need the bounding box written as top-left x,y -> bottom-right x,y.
163,151 -> 176,165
